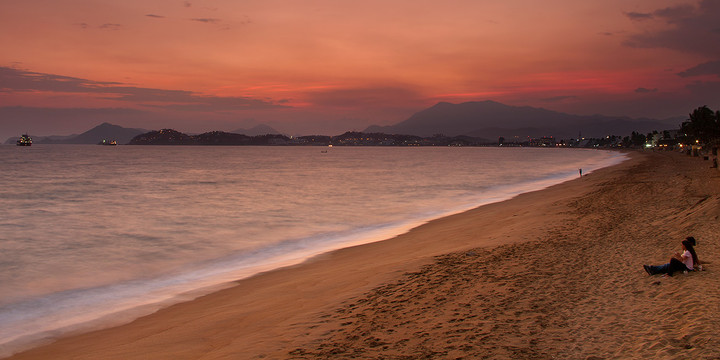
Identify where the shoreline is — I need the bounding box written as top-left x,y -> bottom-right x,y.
9,150 -> 720,359
0,149 -> 625,357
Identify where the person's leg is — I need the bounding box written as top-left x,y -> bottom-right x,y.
647,263 -> 670,275
667,258 -> 687,276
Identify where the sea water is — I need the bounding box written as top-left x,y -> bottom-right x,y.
0,145 -> 626,355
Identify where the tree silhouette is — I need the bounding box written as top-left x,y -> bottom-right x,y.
630,131 -> 646,147
681,106 -> 720,144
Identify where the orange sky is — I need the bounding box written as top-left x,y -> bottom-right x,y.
1,0 -> 719,138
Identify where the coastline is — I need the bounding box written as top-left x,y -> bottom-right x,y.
8,150 -> 720,359
0,148 -> 625,357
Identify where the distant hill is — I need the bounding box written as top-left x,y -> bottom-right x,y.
127,129 -> 493,146
229,124 -> 281,136
128,129 -> 291,145
364,101 -> 681,139
60,123 -> 147,144
4,123 -> 147,144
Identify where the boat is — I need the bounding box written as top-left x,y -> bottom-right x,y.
99,139 -> 118,146
16,134 -> 32,146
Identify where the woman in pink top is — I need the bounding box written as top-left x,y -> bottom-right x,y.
644,238 -> 699,276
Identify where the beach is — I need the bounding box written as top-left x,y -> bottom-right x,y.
8,150 -> 720,359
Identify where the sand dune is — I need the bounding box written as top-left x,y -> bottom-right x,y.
9,150 -> 720,359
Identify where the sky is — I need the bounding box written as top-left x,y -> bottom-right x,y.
1,0 -> 720,140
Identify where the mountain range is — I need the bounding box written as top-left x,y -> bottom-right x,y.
3,123 -> 282,145
5,101 -> 683,145
364,101 -> 682,139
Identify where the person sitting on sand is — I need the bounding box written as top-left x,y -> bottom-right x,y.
685,236 -> 704,270
643,238 -> 699,276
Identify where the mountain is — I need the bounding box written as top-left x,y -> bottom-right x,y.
364,101 -> 680,139
4,123 -> 148,144
229,124 -> 281,136
60,122 -> 147,144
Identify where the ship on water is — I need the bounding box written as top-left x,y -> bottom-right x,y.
16,134 -> 32,146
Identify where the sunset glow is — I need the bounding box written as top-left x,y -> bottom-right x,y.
1,0 -> 719,139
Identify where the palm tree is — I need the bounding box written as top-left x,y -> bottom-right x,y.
681,106 -> 720,144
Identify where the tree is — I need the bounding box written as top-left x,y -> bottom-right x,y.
622,135 -> 631,147
630,131 -> 646,147
681,106 -> 720,144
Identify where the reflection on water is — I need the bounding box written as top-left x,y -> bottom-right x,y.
0,145 -> 625,355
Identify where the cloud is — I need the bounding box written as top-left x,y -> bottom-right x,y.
145,14 -> 165,19
184,1 -> 192,7
625,5 -> 696,22
539,95 -> 577,102
634,87 -> 658,93
74,22 -> 123,30
0,66 -> 120,93
0,66 -> 287,111
623,0 -> 720,57
625,12 -> 654,21
99,23 -> 122,30
653,4 -> 696,23
190,18 -> 221,24
677,60 -> 720,77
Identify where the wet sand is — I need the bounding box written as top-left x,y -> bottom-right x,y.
8,150 -> 720,359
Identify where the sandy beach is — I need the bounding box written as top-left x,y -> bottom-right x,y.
8,150 -> 720,359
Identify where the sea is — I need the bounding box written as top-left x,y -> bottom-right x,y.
0,145 -> 627,356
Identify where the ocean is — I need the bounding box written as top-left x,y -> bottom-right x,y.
0,145 -> 626,356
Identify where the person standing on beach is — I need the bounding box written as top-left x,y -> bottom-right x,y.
579,168 -> 583,177
643,239 -> 699,276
